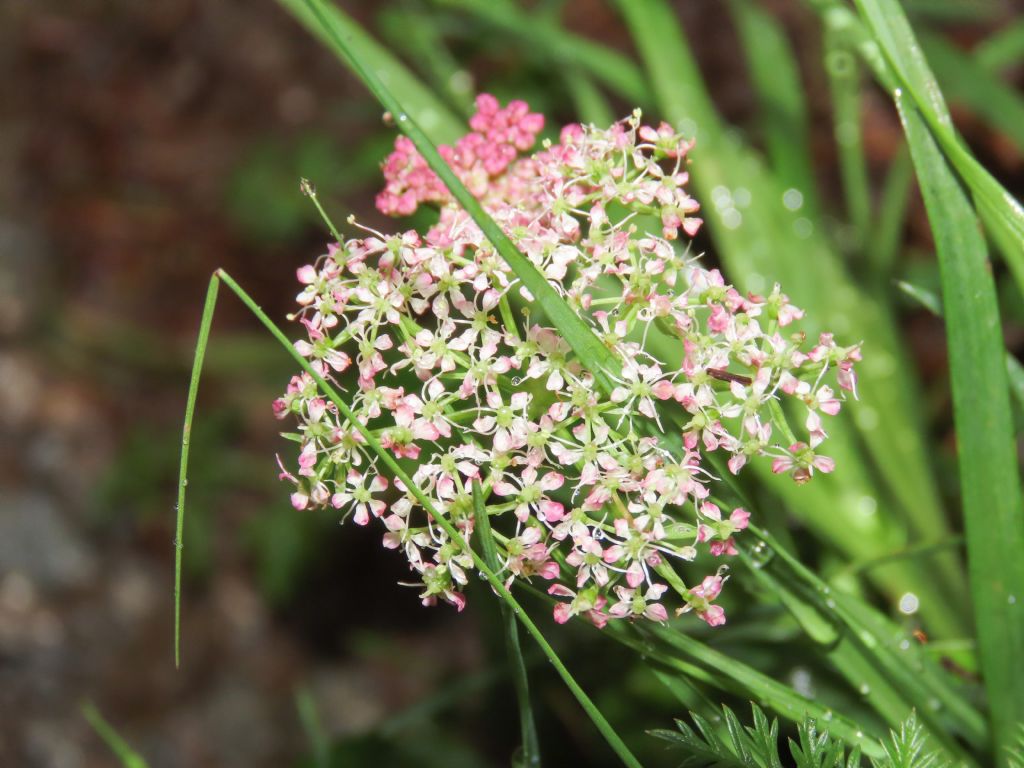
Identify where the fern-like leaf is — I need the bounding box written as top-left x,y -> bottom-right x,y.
870,712 -> 948,768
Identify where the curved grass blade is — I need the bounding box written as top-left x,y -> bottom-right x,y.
199,269 -> 642,767
473,480 -> 541,767
851,0 -> 1024,294
174,274 -> 220,668
289,0 -> 620,394
896,92 -> 1024,765
276,0 -> 464,144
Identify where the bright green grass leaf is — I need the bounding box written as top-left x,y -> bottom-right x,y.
919,31 -> 1024,154
614,0 -> 965,637
276,0 -> 464,144
897,92 -> 1024,765
473,481 -> 541,767
82,703 -> 150,768
728,0 -> 819,219
975,20 -> 1024,73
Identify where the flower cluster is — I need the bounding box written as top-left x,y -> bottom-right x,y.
275,95 -> 861,628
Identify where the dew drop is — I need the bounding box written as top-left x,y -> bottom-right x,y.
822,710 -> 833,722
477,570 -> 487,580
749,541 -> 775,569
928,698 -> 941,711
826,598 -> 836,609
899,639 -> 911,650
898,592 -> 920,615
855,731 -> 864,739
182,479 -> 188,487
1009,595 -> 1018,605
397,113 -> 409,123
858,683 -> 871,696
782,188 -> 804,211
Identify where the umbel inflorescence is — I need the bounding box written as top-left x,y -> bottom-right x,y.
275,95 -> 861,628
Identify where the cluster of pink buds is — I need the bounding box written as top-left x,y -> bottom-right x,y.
275,95 -> 861,627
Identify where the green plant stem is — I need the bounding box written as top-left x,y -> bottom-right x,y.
174,274 -> 220,668
473,481 -> 541,767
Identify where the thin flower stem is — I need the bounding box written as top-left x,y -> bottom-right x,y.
473,481 -> 541,767
191,269 -> 644,768
300,178 -> 342,242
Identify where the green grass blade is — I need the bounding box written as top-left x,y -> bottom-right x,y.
289,0 -> 620,394
210,269 -> 642,767
747,526 -> 988,754
728,0 -> 819,217
614,0 -> 965,636
82,702 -> 150,768
975,20 -> 1024,73
851,0 -> 1024,294
434,0 -> 649,106
473,481 -> 541,767
919,31 -> 1024,154
896,91 -> 1024,765
174,274 -> 220,668
869,146 -> 914,283
607,623 -> 887,758
276,0 -> 464,144
824,24 -> 871,249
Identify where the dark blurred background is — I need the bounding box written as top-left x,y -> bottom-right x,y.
1,1 -> 1021,766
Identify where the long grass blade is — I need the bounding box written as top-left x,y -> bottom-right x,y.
473,481 -> 541,767
896,91 -> 1024,765
174,274 -> 220,668
276,0 -> 464,144
208,269 -> 642,767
